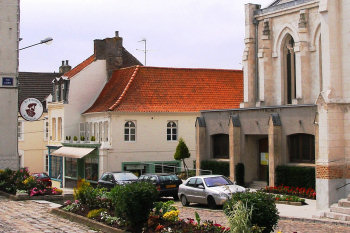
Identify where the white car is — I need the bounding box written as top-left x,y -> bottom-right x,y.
178,175 -> 245,209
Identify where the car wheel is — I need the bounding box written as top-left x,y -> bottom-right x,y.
181,195 -> 189,206
207,196 -> 217,209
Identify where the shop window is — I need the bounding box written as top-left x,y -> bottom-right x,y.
85,156 -> 98,181
65,157 -> 77,178
124,121 -> 136,141
167,121 -> 177,141
288,134 -> 315,163
212,134 -> 229,159
50,155 -> 62,179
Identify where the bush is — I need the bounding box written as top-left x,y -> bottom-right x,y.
200,160 -> 229,177
235,163 -> 245,186
0,168 -> 31,194
87,208 -> 106,219
275,165 -> 315,189
110,181 -> 158,232
224,191 -> 279,233
74,179 -> 109,209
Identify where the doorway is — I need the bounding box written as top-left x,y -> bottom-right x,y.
258,138 -> 268,181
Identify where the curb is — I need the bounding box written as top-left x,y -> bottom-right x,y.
0,190 -> 72,201
279,216 -> 350,227
50,208 -> 129,233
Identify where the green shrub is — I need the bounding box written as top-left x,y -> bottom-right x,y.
73,179 -> 109,209
0,168 -> 31,194
275,165 -> 315,189
235,163 -> 245,186
87,208 -> 106,219
110,181 -> 158,232
224,191 -> 279,233
200,160 -> 229,177
153,200 -> 177,217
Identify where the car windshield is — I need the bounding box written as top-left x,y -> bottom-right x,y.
33,173 -> 49,179
113,173 -> 138,181
204,176 -> 233,187
159,174 -> 179,182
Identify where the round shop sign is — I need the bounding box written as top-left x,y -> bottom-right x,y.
20,98 -> 43,121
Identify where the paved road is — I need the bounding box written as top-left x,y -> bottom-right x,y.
0,196 -> 99,233
1,195 -> 350,233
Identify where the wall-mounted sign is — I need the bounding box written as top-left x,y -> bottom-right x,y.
2,77 -> 14,86
260,153 -> 269,166
20,98 -> 43,121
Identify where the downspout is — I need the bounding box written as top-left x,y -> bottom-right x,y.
253,18 -> 260,103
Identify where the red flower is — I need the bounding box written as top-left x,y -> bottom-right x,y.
155,224 -> 164,231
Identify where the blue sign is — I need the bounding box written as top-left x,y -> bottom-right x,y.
2,77 -> 13,86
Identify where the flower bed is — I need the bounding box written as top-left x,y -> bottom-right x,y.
273,194 -> 305,206
262,185 -> 316,199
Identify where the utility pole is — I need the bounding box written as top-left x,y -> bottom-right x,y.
137,38 -> 147,65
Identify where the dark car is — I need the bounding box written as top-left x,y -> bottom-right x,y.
97,172 -> 138,189
139,173 -> 182,200
32,172 -> 52,187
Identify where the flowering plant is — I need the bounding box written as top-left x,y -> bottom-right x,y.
263,185 -> 316,199
162,210 -> 179,222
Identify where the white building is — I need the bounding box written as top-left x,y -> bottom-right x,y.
0,0 -> 19,170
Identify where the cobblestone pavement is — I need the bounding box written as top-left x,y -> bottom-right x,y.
175,202 -> 350,233
0,196 -> 99,233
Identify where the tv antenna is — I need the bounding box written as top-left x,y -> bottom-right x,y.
137,38 -> 148,65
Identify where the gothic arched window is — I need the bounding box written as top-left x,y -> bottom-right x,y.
283,34 -> 296,104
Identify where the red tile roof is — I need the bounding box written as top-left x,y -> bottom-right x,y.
63,55 -> 95,79
85,66 -> 243,113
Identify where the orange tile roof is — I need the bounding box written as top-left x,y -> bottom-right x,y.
85,66 -> 243,113
63,55 -> 95,79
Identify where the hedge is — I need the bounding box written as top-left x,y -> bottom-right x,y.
200,160 -> 229,177
275,165 -> 315,189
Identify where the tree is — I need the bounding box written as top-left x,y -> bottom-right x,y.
174,137 -> 191,177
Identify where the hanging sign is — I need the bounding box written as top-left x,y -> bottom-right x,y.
20,98 -> 43,121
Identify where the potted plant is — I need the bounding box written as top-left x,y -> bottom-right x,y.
73,136 -> 78,143
80,136 -> 85,142
90,136 -> 95,143
65,136 -> 71,143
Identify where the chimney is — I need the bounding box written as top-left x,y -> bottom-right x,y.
59,60 -> 72,73
94,31 -> 123,79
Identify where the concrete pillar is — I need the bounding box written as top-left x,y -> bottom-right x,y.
195,117 -> 206,176
229,115 -> 241,181
268,113 -> 282,187
294,41 -> 309,103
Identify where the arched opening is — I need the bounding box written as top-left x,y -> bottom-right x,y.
283,34 -> 296,104
288,133 -> 315,163
211,134 -> 229,159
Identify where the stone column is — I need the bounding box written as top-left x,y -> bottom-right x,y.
268,113 -> 282,187
229,115 -> 241,181
195,117 -> 206,176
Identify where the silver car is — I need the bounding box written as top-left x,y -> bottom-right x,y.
178,175 -> 245,209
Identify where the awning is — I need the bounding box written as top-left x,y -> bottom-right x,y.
51,147 -> 95,159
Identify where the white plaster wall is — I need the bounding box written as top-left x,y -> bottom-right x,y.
104,112 -> 198,172
341,0 -> 350,100
64,60 -> 107,138
0,0 -> 19,169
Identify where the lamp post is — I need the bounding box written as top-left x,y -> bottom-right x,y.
19,37 -> 53,51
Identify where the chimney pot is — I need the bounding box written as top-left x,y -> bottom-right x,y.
66,60 -> 69,65
62,61 -> 64,65
115,31 -> 119,37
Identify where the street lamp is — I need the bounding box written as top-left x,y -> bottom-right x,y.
19,37 -> 53,50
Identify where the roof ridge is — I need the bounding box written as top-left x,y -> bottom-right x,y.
136,66 -> 243,72
108,65 -> 140,111
63,54 -> 95,79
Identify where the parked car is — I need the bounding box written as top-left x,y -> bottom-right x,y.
139,173 -> 182,200
97,171 -> 138,189
178,175 -> 245,209
32,172 -> 52,187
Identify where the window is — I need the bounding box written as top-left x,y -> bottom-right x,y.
85,122 -> 89,141
65,157 -> 77,178
18,121 -> 24,141
103,121 -> 109,142
288,134 -> 315,163
124,121 -> 136,141
51,118 -> 56,141
283,34 -> 296,104
58,117 -> 62,141
85,156 -> 98,181
167,121 -> 177,141
45,154 -> 49,172
50,155 -> 62,179
212,134 -> 229,159
99,122 -> 103,142
94,122 -> 99,140
44,120 -> 49,141
79,122 -> 85,138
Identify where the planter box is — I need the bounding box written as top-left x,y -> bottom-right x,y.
51,208 -> 128,233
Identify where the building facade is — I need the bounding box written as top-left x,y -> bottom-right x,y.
196,0 -> 350,209
0,0 -> 20,170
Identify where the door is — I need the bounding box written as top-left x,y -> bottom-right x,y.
258,138 -> 268,181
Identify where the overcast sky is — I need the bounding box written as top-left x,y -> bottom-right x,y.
19,0 -> 272,72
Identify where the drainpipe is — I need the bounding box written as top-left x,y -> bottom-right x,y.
253,18 -> 259,103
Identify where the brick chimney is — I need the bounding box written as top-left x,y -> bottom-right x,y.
94,31 -> 123,78
59,60 -> 72,74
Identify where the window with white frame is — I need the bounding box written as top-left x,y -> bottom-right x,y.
80,122 -> 85,138
51,118 -> 56,140
167,121 -> 177,141
99,122 -> 103,142
44,119 -> 49,141
103,121 -> 109,142
58,117 -> 62,141
18,121 -> 24,141
85,122 -> 90,141
124,121 -> 136,141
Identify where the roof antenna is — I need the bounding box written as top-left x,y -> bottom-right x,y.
137,38 -> 147,65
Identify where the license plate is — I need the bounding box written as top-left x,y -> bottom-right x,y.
166,184 -> 176,188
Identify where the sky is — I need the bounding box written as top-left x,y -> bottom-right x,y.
19,0 -> 272,72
